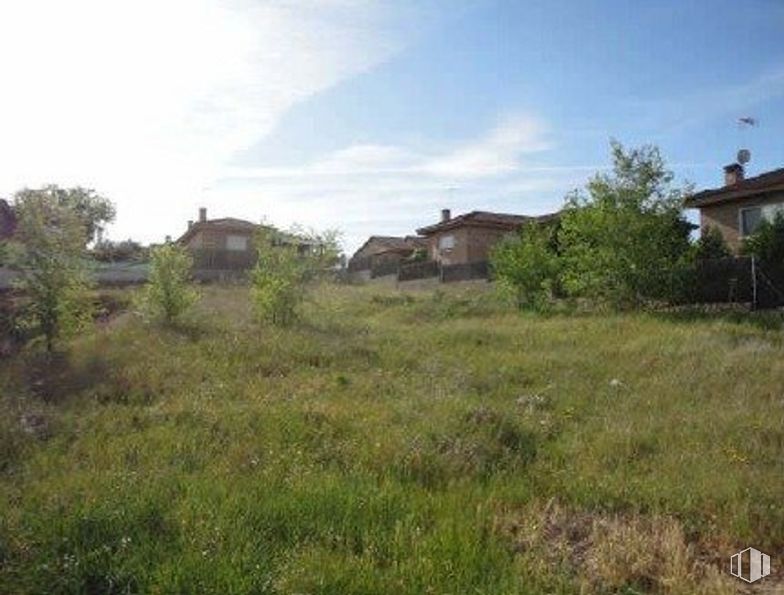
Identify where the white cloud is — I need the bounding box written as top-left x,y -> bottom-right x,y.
213,114 -> 587,252
0,0 -> 416,239
421,114 -> 551,177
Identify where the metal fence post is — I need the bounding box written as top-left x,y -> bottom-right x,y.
751,255 -> 757,310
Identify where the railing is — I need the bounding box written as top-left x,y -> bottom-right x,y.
371,260 -> 400,278
190,249 -> 257,271
398,260 -> 440,282
441,261 -> 490,283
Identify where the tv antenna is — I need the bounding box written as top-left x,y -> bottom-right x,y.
736,116 -> 757,166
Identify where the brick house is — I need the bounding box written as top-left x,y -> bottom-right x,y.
685,164 -> 784,253
348,235 -> 427,279
416,209 -> 559,266
176,207 -> 312,269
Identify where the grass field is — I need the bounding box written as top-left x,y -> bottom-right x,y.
0,283 -> 782,593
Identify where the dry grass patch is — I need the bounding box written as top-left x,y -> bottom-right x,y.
495,499 -> 736,594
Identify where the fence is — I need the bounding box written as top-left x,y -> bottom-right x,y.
398,260 -> 440,282
440,261 -> 491,283
683,256 -> 784,309
397,260 -> 492,283
370,260 -> 400,278
190,249 -> 257,271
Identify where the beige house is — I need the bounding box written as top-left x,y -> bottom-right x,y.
176,208 -> 313,270
177,208 -> 257,254
416,209 -> 559,266
685,164 -> 784,253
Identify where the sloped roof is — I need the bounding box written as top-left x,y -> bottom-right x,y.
176,217 -> 259,244
685,167 -> 784,208
416,210 -> 559,235
350,235 -> 426,259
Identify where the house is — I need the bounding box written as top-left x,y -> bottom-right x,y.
348,235 -> 427,279
176,207 -> 313,270
177,208 -> 257,254
685,164 -> 784,253
416,209 -> 559,266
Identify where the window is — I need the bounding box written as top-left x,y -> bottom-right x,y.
740,202 -> 784,237
740,208 -> 762,237
226,234 -> 249,251
438,234 -> 455,250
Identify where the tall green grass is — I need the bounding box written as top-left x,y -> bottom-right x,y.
0,284 -> 781,593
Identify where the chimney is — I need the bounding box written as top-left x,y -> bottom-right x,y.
187,220 -> 194,229
199,207 -> 207,223
441,208 -> 451,223
724,163 -> 744,187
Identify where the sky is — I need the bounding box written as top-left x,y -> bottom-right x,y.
1,0 -> 783,253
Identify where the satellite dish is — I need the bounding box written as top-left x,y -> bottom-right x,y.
737,148 -> 751,165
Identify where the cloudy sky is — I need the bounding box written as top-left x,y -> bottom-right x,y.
1,0 -> 783,252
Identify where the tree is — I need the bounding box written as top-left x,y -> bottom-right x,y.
12,191 -> 93,352
557,141 -> 692,308
138,244 -> 198,324
491,221 -> 561,310
14,185 -> 115,244
693,226 -> 731,260
250,226 -> 340,325
742,212 -> 784,267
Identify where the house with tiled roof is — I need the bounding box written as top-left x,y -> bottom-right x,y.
416,209 -> 559,266
685,164 -> 784,253
176,207 -> 312,270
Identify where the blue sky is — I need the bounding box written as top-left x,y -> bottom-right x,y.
1,0 -> 783,251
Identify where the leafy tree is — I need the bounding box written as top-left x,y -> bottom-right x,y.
491,221 -> 561,310
12,191 -> 93,352
742,212 -> 784,267
138,244 -> 198,324
693,226 -> 731,260
14,185 -> 115,244
251,226 -> 340,325
558,141 -> 692,308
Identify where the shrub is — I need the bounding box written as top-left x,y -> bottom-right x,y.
138,244 -> 198,324
558,141 -> 692,308
491,221 -> 560,310
251,228 -> 309,326
693,226 -> 731,260
251,227 -> 341,325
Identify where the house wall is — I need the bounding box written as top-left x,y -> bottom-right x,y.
185,229 -> 254,252
700,191 -> 784,253
427,225 -> 514,265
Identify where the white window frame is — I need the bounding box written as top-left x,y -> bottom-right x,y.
226,234 -> 249,251
438,234 -> 455,251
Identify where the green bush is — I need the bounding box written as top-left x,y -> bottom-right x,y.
491,221 -> 561,310
138,244 -> 198,324
251,227 -> 341,326
558,141 -> 692,308
251,228 -> 309,326
693,226 -> 731,261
